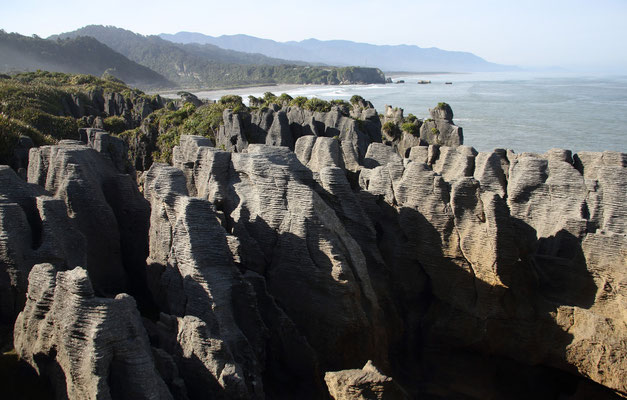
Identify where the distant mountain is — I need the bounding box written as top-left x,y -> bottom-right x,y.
160,32 -> 514,72
0,31 -> 172,88
51,26 -> 386,88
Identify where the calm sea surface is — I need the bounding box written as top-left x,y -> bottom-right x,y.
186,72 -> 627,153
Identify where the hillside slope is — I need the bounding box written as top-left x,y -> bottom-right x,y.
52,26 -> 386,88
160,31 -> 515,72
0,31 -> 172,88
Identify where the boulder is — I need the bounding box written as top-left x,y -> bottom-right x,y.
324,360 -> 409,400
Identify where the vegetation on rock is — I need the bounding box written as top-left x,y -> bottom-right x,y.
401,122 -> 419,136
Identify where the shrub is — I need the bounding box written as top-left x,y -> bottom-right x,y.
431,127 -> 439,135
12,107 -> 78,140
181,104 -> 221,138
350,95 -> 365,105
0,114 -> 52,164
405,113 -> 417,123
382,121 -> 396,133
401,122 -> 419,136
304,97 -> 331,112
218,95 -> 245,113
330,99 -> 350,108
103,116 -> 127,134
289,96 -> 307,108
437,102 -> 449,109
277,93 -> 293,105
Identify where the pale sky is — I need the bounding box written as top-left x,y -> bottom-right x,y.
1,0 -> 626,70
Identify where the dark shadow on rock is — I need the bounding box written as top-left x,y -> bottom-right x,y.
0,350 -> 56,400
102,176 -> 159,319
355,189 -> 603,399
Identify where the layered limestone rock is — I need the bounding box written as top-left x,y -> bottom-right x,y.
359,141 -> 627,397
27,140 -> 150,297
170,138 -> 389,373
419,103 -> 463,146
324,360 -> 409,400
214,104 -> 381,172
2,97 -> 627,400
14,263 -> 171,400
0,166 -> 86,347
143,162 -> 266,399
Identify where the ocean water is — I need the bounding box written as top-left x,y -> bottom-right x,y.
188,72 -> 627,153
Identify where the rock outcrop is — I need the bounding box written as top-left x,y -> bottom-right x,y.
419,103 -> 463,146
0,165 -> 86,347
214,103 -> 381,172
3,99 -> 626,400
324,361 -> 409,400
14,263 -> 171,400
27,140 -> 151,301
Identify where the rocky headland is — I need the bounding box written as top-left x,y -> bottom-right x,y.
0,80 -> 625,399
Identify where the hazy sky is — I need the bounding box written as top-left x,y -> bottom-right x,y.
1,0 -> 626,70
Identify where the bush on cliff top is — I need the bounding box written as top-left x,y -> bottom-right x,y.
289,96 -> 308,108
148,96 -> 250,163
437,102 -> 450,109
382,121 -> 400,139
401,122 -> 419,136
303,97 -> 331,113
0,115 -> 52,164
350,95 -> 365,105
103,116 -> 127,135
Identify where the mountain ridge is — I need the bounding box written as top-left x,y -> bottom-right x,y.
160,31 -> 516,72
0,31 -> 173,88
50,25 -> 386,89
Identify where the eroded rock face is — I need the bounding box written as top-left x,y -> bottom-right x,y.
2,99 -> 626,400
143,162 -> 266,399
419,104 -> 463,146
170,141 -> 389,373
359,142 -> 627,397
214,105 -> 381,172
0,166 -> 85,347
324,360 -> 409,400
14,263 -> 171,400
27,140 -> 150,297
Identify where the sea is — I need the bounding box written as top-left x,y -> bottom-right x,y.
183,72 -> 627,154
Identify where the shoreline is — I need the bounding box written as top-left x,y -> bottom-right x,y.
152,71 -> 462,97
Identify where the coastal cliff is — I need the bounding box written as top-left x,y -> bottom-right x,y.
0,88 -> 625,399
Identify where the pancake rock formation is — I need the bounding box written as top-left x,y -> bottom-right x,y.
1,102 -> 626,400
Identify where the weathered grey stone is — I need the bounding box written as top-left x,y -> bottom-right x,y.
295,136 -> 344,172
216,109 -> 249,153
418,104 -> 463,147
27,141 -> 150,297
432,145 -> 477,183
473,149 -> 509,197
144,162 -> 266,399
14,264 -> 171,400
79,128 -> 131,174
0,166 -> 86,346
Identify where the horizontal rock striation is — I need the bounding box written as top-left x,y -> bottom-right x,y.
215,102 -> 382,172
27,139 -> 151,298
14,263 -> 171,400
358,144 -> 627,397
3,100 -> 626,399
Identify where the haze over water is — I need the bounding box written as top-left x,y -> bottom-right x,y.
191,72 -> 627,154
